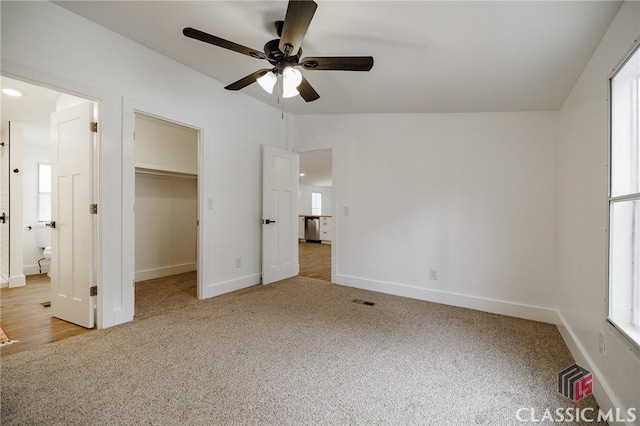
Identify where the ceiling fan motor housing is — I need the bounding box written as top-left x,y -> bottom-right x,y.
264,39 -> 301,66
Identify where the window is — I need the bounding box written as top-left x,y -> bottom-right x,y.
311,192 -> 322,216
38,164 -> 51,221
609,42 -> 640,347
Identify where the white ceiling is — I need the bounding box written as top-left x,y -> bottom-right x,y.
54,1 -> 622,115
300,149 -> 332,187
1,77 -> 60,123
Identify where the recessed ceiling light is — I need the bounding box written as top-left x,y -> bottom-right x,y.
299,173 -> 305,177
2,88 -> 22,97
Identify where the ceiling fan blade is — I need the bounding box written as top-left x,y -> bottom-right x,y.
279,1 -> 318,56
298,76 -> 320,102
225,69 -> 271,91
300,56 -> 374,71
183,27 -> 266,60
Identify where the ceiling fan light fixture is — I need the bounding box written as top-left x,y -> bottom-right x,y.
283,66 -> 302,89
257,71 -> 277,94
282,85 -> 300,99
281,66 -> 302,99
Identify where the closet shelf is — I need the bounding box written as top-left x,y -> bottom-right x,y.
135,167 -> 197,179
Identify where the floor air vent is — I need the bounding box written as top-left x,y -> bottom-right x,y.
352,299 -> 375,306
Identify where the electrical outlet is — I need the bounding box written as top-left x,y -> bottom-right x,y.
235,257 -> 242,268
430,269 -> 438,280
343,206 -> 350,216
599,331 -> 606,356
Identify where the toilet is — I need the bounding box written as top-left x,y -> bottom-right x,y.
34,222 -> 52,275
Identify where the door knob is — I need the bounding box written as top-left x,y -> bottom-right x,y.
264,219 -> 276,224
46,221 -> 56,229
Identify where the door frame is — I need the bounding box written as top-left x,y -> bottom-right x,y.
294,143 -> 336,283
0,71 -> 102,325
122,98 -> 205,307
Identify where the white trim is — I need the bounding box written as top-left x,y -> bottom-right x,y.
201,274 -> 261,299
122,97 -> 207,311
8,274 -> 26,288
24,263 -> 48,276
135,262 -> 197,282
334,273 -> 558,324
556,312 -> 634,426
2,59 -> 110,329
293,144 -> 337,284
294,143 -> 335,154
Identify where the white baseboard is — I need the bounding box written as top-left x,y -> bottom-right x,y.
200,273 -> 261,299
555,312 -> 633,426
334,273 -> 558,324
8,274 -> 26,288
135,262 -> 196,282
24,263 -> 49,276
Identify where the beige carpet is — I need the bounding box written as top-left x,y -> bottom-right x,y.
1,273 -> 604,425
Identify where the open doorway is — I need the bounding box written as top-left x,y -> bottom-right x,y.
297,148 -> 332,282
0,76 -> 96,355
133,113 -> 199,312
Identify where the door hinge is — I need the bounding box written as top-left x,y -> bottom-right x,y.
89,204 -> 98,214
90,122 -> 98,133
90,286 -> 98,296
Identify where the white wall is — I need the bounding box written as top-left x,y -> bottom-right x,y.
22,143 -> 51,275
294,112 -> 558,322
1,1 -> 286,327
556,1 -> 640,420
134,114 -> 199,281
15,95 -> 56,276
299,184 -> 333,216
135,114 -> 198,175
135,173 -> 197,281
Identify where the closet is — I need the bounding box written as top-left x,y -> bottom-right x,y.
134,113 -> 198,282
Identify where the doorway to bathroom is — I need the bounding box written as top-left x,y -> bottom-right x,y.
0,76 -> 96,355
133,113 -> 200,310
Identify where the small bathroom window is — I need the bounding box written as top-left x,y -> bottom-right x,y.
38,163 -> 51,221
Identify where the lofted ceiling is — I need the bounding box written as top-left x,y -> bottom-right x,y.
55,1 -> 621,115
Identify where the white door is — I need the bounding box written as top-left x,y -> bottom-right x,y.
50,103 -> 95,328
262,145 -> 299,284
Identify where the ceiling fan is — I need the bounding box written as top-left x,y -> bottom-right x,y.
183,0 -> 374,102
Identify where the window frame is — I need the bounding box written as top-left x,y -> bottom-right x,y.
607,38 -> 640,350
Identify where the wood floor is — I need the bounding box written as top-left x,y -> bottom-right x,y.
0,274 -> 91,357
298,241 -> 331,282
